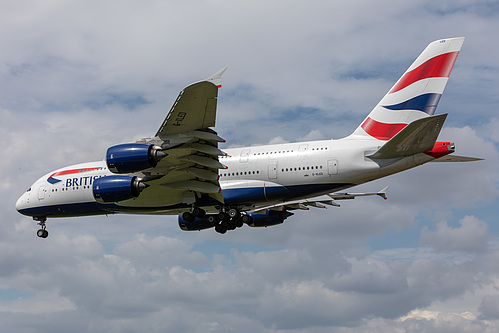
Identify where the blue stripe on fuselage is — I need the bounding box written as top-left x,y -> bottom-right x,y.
18,183 -> 354,218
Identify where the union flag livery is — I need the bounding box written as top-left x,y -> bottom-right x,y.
353,38 -> 464,141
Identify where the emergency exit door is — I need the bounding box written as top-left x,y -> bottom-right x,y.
268,163 -> 277,179
328,160 -> 338,175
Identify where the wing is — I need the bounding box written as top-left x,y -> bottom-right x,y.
250,186 -> 389,213
130,69 -> 228,208
156,68 -> 227,136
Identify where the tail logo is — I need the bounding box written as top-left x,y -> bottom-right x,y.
359,45 -> 461,141
389,51 -> 459,93
361,118 -> 407,141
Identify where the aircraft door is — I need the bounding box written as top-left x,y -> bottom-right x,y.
38,186 -> 46,200
268,163 -> 277,179
298,144 -> 308,162
240,149 -> 250,163
328,159 -> 338,175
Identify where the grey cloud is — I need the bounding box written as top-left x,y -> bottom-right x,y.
421,216 -> 489,253
479,295 -> 499,320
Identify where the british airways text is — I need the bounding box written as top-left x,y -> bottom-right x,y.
65,175 -> 104,187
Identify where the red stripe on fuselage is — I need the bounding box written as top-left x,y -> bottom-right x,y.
361,117 -> 407,141
50,167 -> 102,178
389,51 -> 459,94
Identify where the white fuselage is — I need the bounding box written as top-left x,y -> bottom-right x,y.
15,137 -> 435,219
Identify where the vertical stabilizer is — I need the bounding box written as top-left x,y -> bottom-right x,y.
350,37 -> 465,141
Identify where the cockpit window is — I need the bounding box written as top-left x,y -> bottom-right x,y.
27,187 -> 31,192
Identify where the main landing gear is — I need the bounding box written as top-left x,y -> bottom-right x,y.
34,217 -> 49,239
182,207 -> 252,234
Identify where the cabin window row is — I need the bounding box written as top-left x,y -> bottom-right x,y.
220,170 -> 260,177
282,165 -> 322,172
254,150 -> 293,156
53,185 -> 93,192
221,147 -> 329,159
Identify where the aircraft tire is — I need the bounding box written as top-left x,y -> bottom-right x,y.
218,211 -> 229,222
241,215 -> 252,224
228,208 -> 239,218
215,224 -> 227,234
182,212 -> 195,223
193,207 -> 206,218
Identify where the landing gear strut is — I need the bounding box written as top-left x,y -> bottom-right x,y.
34,217 -> 48,239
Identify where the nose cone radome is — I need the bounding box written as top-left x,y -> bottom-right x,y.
15,193 -> 29,215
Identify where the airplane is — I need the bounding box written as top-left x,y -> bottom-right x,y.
16,37 -> 481,238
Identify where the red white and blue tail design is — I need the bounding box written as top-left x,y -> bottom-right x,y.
350,37 -> 465,141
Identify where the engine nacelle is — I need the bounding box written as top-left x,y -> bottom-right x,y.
247,210 -> 288,227
178,215 -> 216,231
106,143 -> 165,174
93,175 -> 145,203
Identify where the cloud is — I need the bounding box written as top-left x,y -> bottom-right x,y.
479,295 -> 499,320
421,216 -> 490,253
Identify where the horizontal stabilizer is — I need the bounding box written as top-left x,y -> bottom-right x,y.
368,114 -> 447,159
431,155 -> 484,162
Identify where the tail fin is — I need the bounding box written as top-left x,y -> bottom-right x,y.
350,37 -> 465,140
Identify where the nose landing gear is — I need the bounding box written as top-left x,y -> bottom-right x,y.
34,217 -> 48,239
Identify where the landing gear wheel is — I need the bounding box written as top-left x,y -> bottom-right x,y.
215,224 -> 227,234
241,215 -> 252,224
218,211 -> 229,223
36,228 -> 48,238
228,208 -> 239,218
192,207 -> 206,218
182,212 -> 195,222
235,218 -> 244,228
34,217 -> 48,239
207,215 -> 217,224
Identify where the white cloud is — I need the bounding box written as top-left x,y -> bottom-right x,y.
421,216 -> 490,253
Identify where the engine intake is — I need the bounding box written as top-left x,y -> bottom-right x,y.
93,175 -> 146,203
106,143 -> 166,174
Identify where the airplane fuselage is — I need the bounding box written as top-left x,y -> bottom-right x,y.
15,137 -> 437,219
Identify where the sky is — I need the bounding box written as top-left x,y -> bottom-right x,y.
1,0 -> 499,332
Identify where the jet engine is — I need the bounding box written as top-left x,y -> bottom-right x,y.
246,210 -> 290,227
178,215 -> 217,231
93,175 -> 146,203
106,143 -> 166,174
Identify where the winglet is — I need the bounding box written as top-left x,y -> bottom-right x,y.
377,186 -> 389,200
206,67 -> 227,88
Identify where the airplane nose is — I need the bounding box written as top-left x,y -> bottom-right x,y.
15,194 -> 28,214
15,195 -> 23,211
